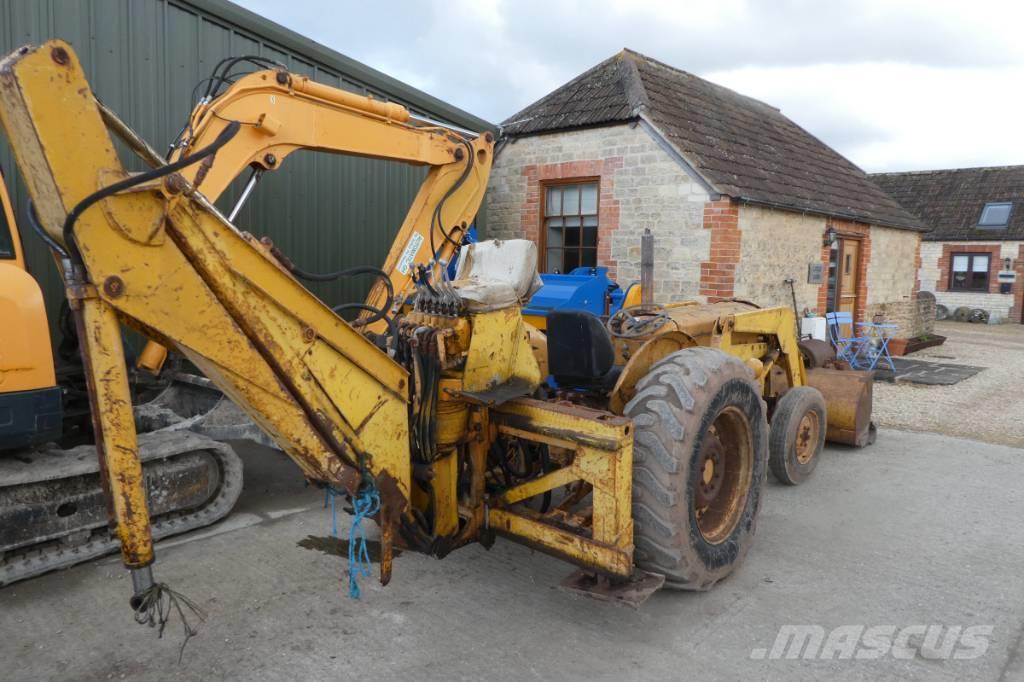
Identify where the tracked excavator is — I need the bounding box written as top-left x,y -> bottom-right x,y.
0,41 -> 874,628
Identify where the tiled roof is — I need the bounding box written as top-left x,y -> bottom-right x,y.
871,166 -> 1024,241
502,49 -> 926,231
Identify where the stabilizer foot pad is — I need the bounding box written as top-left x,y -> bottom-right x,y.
559,569 -> 665,608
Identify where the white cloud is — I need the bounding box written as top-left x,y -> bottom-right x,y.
235,0 -> 1024,171
707,63 -> 1024,171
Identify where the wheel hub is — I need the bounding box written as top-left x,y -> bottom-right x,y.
794,411 -> 820,465
693,407 -> 754,545
695,430 -> 726,507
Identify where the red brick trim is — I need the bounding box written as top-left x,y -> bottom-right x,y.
936,243 -> 1000,294
519,158 -> 623,278
1014,244 -> 1024,323
699,199 -> 741,302
817,241 -> 831,314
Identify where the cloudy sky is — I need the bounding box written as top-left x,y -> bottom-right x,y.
235,0 -> 1024,173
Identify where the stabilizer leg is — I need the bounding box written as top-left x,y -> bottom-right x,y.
70,289 -> 155,583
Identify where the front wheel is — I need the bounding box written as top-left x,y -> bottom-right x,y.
625,347 -> 768,591
768,386 -> 826,486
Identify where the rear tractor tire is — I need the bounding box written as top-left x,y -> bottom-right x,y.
768,387 -> 826,486
624,347 -> 768,591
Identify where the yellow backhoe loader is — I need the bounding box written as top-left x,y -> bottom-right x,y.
0,40 -> 873,628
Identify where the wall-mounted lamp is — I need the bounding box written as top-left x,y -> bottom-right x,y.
823,226 -> 838,248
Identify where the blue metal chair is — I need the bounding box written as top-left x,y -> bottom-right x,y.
855,322 -> 897,372
826,312 -> 872,367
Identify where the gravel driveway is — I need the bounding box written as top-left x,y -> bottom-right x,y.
873,321 -> 1024,447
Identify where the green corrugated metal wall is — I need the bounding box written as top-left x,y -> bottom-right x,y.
0,0 -> 491,344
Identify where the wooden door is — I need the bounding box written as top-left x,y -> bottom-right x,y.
836,238 -> 861,335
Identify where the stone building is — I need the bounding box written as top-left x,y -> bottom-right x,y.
486,49 -> 929,339
872,165 -> 1024,324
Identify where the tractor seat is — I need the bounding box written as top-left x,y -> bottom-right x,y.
453,239 -> 543,312
546,310 -> 621,392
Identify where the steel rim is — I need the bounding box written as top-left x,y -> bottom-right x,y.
795,410 -> 820,465
694,406 -> 754,545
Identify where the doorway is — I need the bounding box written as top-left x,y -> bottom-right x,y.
826,237 -> 862,335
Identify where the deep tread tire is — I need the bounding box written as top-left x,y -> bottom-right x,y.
624,347 -> 768,591
768,387 -> 826,486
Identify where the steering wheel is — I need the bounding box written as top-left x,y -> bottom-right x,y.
606,304 -> 672,339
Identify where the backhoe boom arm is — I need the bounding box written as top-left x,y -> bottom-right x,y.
170,69 -> 494,322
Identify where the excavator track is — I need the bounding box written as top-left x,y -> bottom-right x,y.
0,430 -> 243,586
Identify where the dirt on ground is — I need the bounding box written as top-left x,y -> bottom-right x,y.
873,320 -> 1024,448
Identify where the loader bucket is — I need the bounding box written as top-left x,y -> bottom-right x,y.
806,368 -> 875,447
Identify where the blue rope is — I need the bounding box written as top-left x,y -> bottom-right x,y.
324,482 -> 381,599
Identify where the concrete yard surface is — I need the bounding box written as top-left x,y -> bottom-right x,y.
1,431 -> 1023,681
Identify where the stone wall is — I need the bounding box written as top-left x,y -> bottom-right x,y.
864,299 -> 934,339
733,205 -> 825,312
854,226 -> 923,337
918,240 -> 1023,323
918,242 -> 943,293
486,124 -> 710,302
866,227 -> 920,304
916,292 -> 936,335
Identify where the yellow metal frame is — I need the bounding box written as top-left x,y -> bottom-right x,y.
607,302 -> 809,416
711,307 -> 807,389
488,399 -> 635,577
68,284 -> 154,567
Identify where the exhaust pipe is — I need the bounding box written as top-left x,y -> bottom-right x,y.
641,228 -> 654,309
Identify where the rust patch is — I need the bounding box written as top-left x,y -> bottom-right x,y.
50,46 -> 69,65
163,173 -> 189,195
375,470 -> 408,522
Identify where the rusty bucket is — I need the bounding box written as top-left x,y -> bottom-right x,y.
806,368 -> 875,447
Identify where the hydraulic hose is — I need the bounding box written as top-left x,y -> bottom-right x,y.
63,120 -> 242,269
331,302 -> 397,340
294,264 -> 394,315
25,201 -> 69,258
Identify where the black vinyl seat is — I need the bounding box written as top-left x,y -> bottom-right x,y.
546,310 -> 621,392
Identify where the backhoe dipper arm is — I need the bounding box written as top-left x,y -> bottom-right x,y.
0,42 -> 412,600
169,69 -> 494,326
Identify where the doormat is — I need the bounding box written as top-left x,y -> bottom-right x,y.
873,357 -> 984,385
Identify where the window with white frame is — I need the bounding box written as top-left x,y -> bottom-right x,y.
543,181 -> 598,273
950,253 -> 990,292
